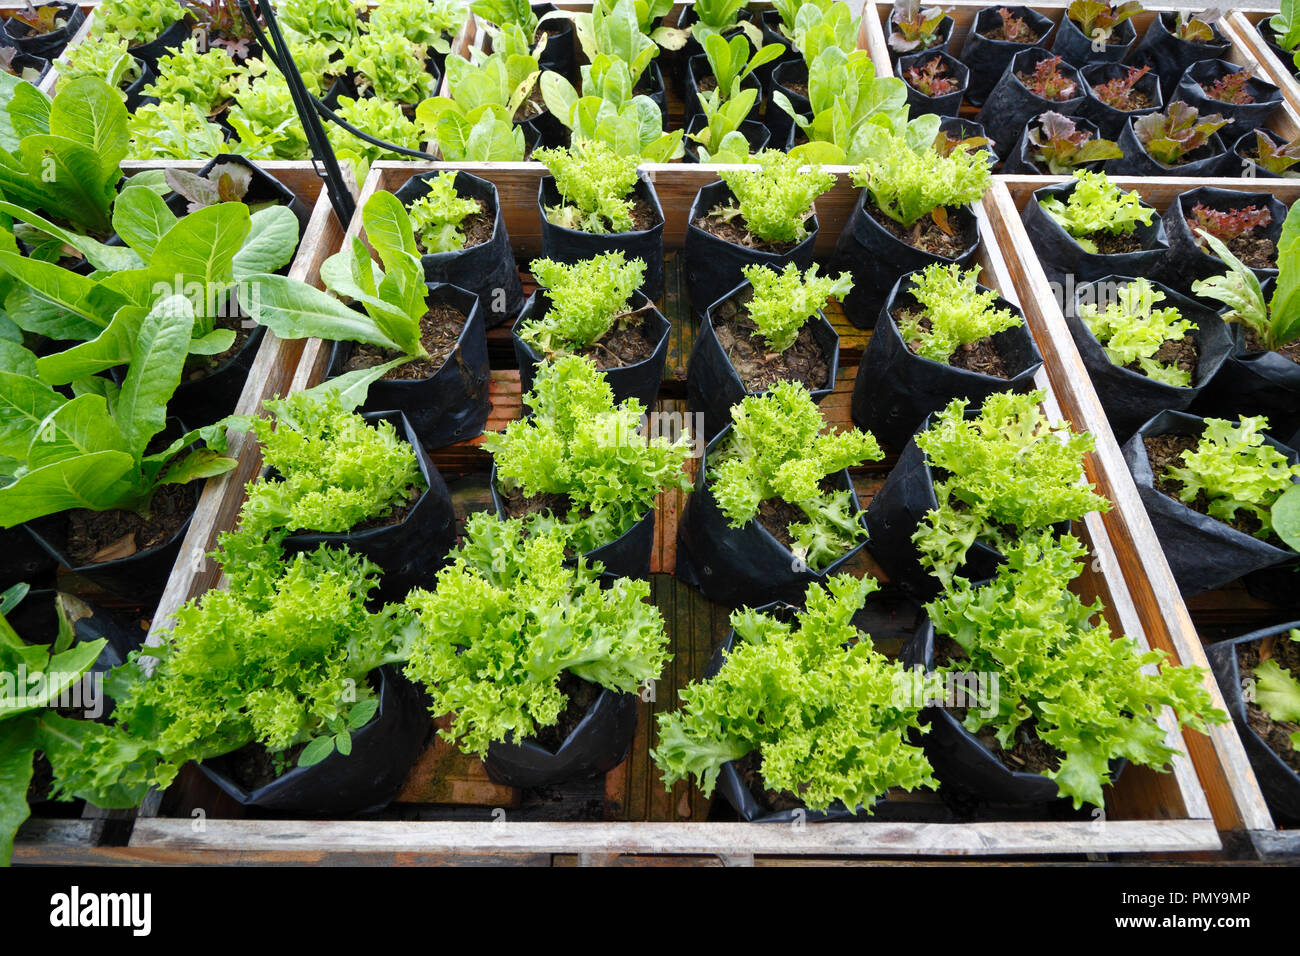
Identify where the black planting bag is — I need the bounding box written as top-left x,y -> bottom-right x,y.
896,49 -> 969,117
532,3 -> 576,80
958,4 -> 1053,107
0,525 -> 58,593
765,59 -> 810,149
1078,61 -> 1163,140
1174,59 -> 1283,142
2,2 -> 85,59
682,115 -> 771,163
975,47 -> 1086,162
1192,322 -> 1300,443
1105,115 -> 1231,178
1050,12 -> 1135,67
1000,112 -> 1108,175
1158,185 -> 1284,296
127,15 -> 194,70
1128,10 -> 1231,100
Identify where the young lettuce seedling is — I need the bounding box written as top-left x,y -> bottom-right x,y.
1133,101 -> 1229,166
700,32 -> 784,102
714,149 -> 836,245
1039,170 -> 1154,253
898,262 -> 1022,364
690,88 -> 760,163
889,0 -> 952,54
1078,277 -> 1194,387
535,140 -> 643,234
89,0 -> 188,46
404,172 -> 483,254
742,261 -> 852,354
1066,0 -> 1143,46
1024,112 -> 1122,174
519,252 -> 647,355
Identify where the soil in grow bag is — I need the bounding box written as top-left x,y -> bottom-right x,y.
538,172 -> 666,302
1206,626 -> 1300,824
1175,59 -> 1283,142
1128,10 -> 1231,100
393,170 -> 524,329
683,179 -> 817,317
687,284 -> 837,441
852,275 -> 1042,450
1079,62 -> 1163,140
1069,276 -> 1234,444
512,290 -> 670,411
976,49 -> 1086,162
330,288 -> 491,450
1021,180 -> 1168,312
1159,187 -> 1284,294
683,51 -> 762,129
1123,410 -> 1299,595
1,2 -> 84,59
199,666 -> 430,816
1,49 -> 49,84
896,49 -> 969,117
958,4 -> 1053,107
833,194 -> 980,330
1049,10 -> 1136,68
282,411 -> 457,605
483,671 -> 639,789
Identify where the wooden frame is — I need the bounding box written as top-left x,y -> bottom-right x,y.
991,174 -> 1299,859
12,160 -> 1225,864
1227,10 -> 1300,122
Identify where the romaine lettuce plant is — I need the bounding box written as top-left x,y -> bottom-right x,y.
471,0 -> 542,34
572,0 -> 660,86
1038,170 -> 1153,253
912,389 -> 1110,587
405,172 -> 482,254
741,261 -> 852,354
518,252 -> 646,355
686,0 -> 763,46
1024,112 -> 1122,174
442,22 -> 541,117
897,263 -> 1022,364
402,512 -> 671,757
699,33 -> 784,101
926,531 -> 1226,810
1079,278 -> 1194,387
416,100 -> 527,164
1133,102 -> 1228,166
709,381 -> 882,570
538,56 -> 684,161
1192,202 -> 1300,353
89,0 -> 187,45
689,88 -> 758,163
713,149 -> 835,245
889,0 -> 952,54
850,126 -> 992,233
535,141 -> 641,234
482,354 -> 690,553
653,573 -> 937,811
1161,415 -> 1300,541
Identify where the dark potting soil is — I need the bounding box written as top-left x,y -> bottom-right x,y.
414,201 -> 492,255
894,308 -> 1010,378
1014,70 -> 1076,102
226,740 -> 306,791
695,207 -> 799,254
575,312 -> 657,370
501,485 -> 572,522
735,750 -> 807,812
533,671 -> 601,753
1102,88 -> 1151,111
1238,637 -> 1300,777
342,304 -> 467,380
753,476 -> 840,551
1122,332 -> 1199,381
1244,326 -> 1300,365
712,293 -> 830,393
64,483 -> 196,564
865,200 -> 975,258
783,79 -> 808,98
1192,227 -> 1276,269
1089,231 -> 1144,254
185,310 -> 253,381
934,636 -> 1064,775
697,74 -> 720,95
1145,432 -> 1283,543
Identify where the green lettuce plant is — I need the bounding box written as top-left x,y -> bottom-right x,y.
343,31 -> 438,104
653,573 -> 937,811
368,0 -> 466,53
926,531 -> 1226,810
897,263 -> 1022,364
741,261 -> 852,353
471,0 -> 542,34
535,141 -> 642,234
889,0 -> 952,54
405,172 -> 482,254
127,100 -> 233,161
416,100 -> 527,163
1192,202 -> 1300,353
912,390 -> 1110,587
539,57 -> 684,161
713,150 -> 835,245
1078,278 -> 1194,387
440,23 -> 541,117
55,37 -> 143,98
1161,415 -> 1300,541
89,0 -> 187,45
1024,112 -> 1122,174
227,73 -> 312,160
788,0 -> 860,59
1243,130 -> 1300,177
277,0 -> 360,44
1038,170 -> 1154,253
1252,629 -> 1300,749
699,33 -> 784,101
689,88 -> 759,162
709,381 -> 883,570
1066,0 -> 1143,45
402,512 -> 671,757
686,0 -> 763,46
518,252 -> 646,355
327,95 -> 427,180
482,354 -> 690,554
143,37 -> 253,115
1133,101 -> 1228,166
572,0 -> 661,85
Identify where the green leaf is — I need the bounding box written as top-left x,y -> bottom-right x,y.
0,250 -> 113,335
0,450 -> 137,526
48,76 -> 129,179
111,185 -> 179,261
24,394 -> 129,471
347,698 -> 379,729
0,340 -> 37,378
1269,202 -> 1300,349
35,305 -> 147,385
155,448 -> 236,486
0,582 -> 27,616
297,736 -> 336,767
237,274 -> 404,352
334,730 -> 352,756
150,203 -> 250,297
291,357 -> 411,411
0,719 -> 36,866
0,201 -> 142,273
232,205 -> 300,280
1255,657 -> 1300,723
1276,483 -> 1300,552
0,371 -> 65,459
117,295 -> 196,457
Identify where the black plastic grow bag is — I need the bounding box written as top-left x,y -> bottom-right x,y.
1000,111 -> 1109,175
282,410 -> 456,604
832,189 -> 980,330
538,171 -> 666,301
1174,59 -> 1283,142
682,179 -> 817,318
885,8 -> 954,62
1050,13 -> 1135,67
1121,409 -> 1299,596
1158,185 -> 1285,295
0,525 -> 58,593
393,169 -> 524,328
2,2 -> 84,59
1206,624 -> 1300,824
958,4 -> 1053,107
675,427 -> 867,607
3,51 -> 49,85
197,666 -> 429,815
1106,115 -> 1231,178
532,2 -> 576,80
765,59 -> 810,149
686,281 -> 840,442
327,282 -> 491,450
1020,179 -> 1168,311
127,15 -> 193,70
896,49 -> 969,117
852,273 -> 1042,451
1192,324 -> 1300,443
1078,61 -> 1163,140
974,47 -> 1086,161
1128,10 -> 1231,99
1068,275 -> 1234,444
512,289 -> 670,411
161,153 -> 314,236
488,462 -> 656,579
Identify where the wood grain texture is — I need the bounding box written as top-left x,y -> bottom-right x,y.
1227,11 -> 1300,121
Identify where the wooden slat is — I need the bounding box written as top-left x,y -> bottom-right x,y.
1228,10 -> 1300,119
